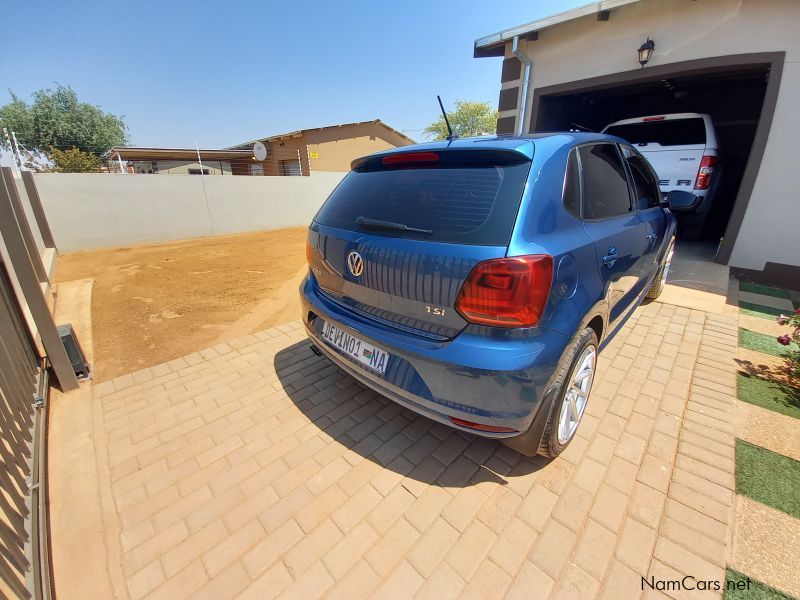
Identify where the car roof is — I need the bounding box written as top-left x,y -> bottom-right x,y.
370,132 -> 620,160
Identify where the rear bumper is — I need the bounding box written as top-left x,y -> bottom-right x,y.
300,273 -> 570,437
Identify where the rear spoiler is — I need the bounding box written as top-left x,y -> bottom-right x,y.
351,146 -> 534,172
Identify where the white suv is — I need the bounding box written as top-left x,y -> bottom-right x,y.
602,113 -> 719,240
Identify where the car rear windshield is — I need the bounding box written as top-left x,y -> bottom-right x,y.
605,118 -> 706,146
313,151 -> 532,246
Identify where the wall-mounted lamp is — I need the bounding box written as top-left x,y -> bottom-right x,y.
638,38 -> 655,68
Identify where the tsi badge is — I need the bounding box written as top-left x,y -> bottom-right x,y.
347,251 -> 364,276
426,306 -> 447,317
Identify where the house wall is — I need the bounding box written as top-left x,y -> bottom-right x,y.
498,0 -> 800,272
231,122 -> 413,177
150,160 -> 232,175
33,171 -> 346,252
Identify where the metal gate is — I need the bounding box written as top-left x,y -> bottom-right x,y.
0,259 -> 41,599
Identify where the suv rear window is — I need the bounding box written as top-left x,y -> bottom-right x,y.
605,118 -> 706,146
314,152 -> 531,246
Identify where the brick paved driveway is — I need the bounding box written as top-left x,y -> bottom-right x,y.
86,300 -> 738,599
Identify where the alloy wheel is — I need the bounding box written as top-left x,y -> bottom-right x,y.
557,344 -> 597,444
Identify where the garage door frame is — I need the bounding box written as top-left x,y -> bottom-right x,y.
528,52 -> 785,265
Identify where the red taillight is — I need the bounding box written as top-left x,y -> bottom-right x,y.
382,152 -> 439,165
694,155 -> 717,190
455,255 -> 553,328
449,417 -> 517,433
643,116 -> 666,122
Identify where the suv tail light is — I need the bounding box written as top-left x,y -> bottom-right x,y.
694,155 -> 717,190
455,255 -> 553,328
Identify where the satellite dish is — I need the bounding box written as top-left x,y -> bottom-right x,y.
253,142 -> 267,161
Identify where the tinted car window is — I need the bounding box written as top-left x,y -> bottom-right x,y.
578,144 -> 632,219
314,157 -> 531,246
626,154 -> 661,210
562,149 -> 581,218
605,118 -> 706,146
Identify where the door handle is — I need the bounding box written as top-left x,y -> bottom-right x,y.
602,247 -> 618,267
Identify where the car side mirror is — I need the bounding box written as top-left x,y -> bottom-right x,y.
665,190 -> 700,212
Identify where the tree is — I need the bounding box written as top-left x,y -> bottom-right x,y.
424,100 -> 499,140
49,146 -> 102,173
0,85 -> 128,157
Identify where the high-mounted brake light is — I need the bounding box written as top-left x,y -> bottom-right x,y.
643,116 -> 666,122
449,417 -> 517,433
694,155 -> 717,190
455,255 -> 553,328
382,152 -> 439,165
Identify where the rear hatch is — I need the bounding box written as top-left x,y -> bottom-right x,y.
308,147 -> 533,340
604,117 -> 706,192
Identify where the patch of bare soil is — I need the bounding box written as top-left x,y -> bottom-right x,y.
55,228 -> 308,381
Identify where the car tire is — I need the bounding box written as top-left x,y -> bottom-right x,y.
646,237 -> 675,300
537,327 -> 599,458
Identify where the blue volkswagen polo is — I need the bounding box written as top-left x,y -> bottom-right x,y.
300,133 -> 677,456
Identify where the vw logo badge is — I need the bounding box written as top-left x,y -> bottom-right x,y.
347,251 -> 364,277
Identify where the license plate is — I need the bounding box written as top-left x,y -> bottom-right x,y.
320,321 -> 389,375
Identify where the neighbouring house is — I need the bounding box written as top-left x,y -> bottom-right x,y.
474,0 -> 799,286
227,119 -> 414,176
103,147 -> 254,175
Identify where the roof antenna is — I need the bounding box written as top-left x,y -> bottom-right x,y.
437,95 -> 455,140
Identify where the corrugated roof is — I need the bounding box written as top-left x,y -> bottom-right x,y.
104,147 -> 253,161
474,0 -> 643,56
229,119 -> 415,149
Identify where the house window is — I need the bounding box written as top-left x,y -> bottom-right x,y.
188,168 -> 210,175
249,163 -> 264,176
280,159 -> 302,176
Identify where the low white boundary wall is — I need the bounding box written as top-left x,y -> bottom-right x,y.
33,172 -> 347,252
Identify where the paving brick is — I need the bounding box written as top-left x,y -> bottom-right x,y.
127,559 -> 165,600
529,519 -> 576,579
671,468 -> 733,507
617,517 -> 657,574
488,517 -> 537,576
637,454 -> 672,494
276,560 -> 333,600
331,483 -> 382,533
446,520 -> 497,580
405,485 -> 452,532
652,537 -> 725,585
408,518 -> 460,577
295,485 -> 347,533
601,560 -> 642,600
629,482 -> 666,529
242,519 -> 304,579
553,562 -> 600,600
442,485 -> 488,532
552,483 -> 593,533
123,520 -> 189,575
616,431 -> 647,465
574,519 -> 616,580
516,483 -> 559,532
323,521 -> 379,578
202,520 -> 266,578
283,519 -> 343,577
365,517 -> 421,576
460,559 -> 512,600
659,517 -> 726,567
162,520 -> 227,577
415,561 -> 466,600
506,561 -> 555,600
476,486 -> 522,534
667,482 -> 730,525
326,560 -> 382,600
590,483 -> 628,533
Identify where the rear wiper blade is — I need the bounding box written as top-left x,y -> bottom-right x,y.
356,216 -> 432,235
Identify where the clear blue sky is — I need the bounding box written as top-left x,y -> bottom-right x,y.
0,0 -> 585,148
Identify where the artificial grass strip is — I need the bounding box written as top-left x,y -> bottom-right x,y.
738,328 -> 792,358
737,373 -> 800,419
739,282 -> 791,299
739,301 -> 785,320
724,569 -> 792,600
736,439 -> 800,519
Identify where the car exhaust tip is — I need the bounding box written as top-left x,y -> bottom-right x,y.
309,344 -> 323,356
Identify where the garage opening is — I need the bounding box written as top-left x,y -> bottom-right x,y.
531,63 -> 771,247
